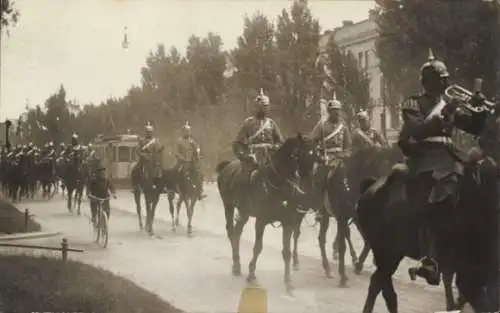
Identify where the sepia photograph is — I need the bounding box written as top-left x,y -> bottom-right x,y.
0,0 -> 499,312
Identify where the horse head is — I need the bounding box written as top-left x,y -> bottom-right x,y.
275,133 -> 316,180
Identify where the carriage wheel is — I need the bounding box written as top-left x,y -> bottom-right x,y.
97,211 -> 109,248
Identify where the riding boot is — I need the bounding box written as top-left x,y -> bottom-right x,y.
408,227 -> 440,285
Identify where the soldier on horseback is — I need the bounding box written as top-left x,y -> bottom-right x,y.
174,121 -> 206,200
309,96 -> 351,220
391,49 -> 488,285
133,121 -> 164,191
310,96 -> 351,164
233,88 -> 284,169
351,110 -> 387,153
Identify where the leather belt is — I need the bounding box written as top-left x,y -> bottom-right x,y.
325,147 -> 342,153
249,143 -> 277,149
423,136 -> 452,144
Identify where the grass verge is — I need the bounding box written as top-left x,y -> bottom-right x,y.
0,254 -> 184,313
0,200 -> 41,234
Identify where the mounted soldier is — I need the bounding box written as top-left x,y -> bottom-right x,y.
174,121 -> 206,200
134,121 -> 164,189
390,49 -> 489,285
351,110 -> 387,154
309,95 -> 351,220
233,88 -> 284,169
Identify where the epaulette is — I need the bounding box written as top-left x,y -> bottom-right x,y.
401,96 -> 421,111
244,116 -> 256,123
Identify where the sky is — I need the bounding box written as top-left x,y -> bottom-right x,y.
0,0 -> 376,119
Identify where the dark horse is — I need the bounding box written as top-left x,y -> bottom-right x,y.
132,162 -> 167,235
356,119 -> 499,312
291,145 -> 401,286
61,153 -> 86,214
168,162 -> 202,235
215,134 -> 316,292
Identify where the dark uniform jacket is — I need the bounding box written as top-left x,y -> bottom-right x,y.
88,176 -> 115,199
234,116 -> 284,166
398,94 -> 485,178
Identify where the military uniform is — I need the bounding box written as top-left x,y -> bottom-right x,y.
351,126 -> 386,153
175,132 -> 204,198
137,135 -> 164,179
310,118 -> 351,166
234,116 -> 284,166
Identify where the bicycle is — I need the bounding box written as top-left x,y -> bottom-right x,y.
88,194 -> 110,248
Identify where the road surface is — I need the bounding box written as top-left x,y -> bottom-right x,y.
8,184 -> 451,313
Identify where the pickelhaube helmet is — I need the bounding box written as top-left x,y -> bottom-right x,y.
145,121 -> 153,132
420,48 -> 449,78
182,121 -> 191,131
327,91 -> 342,109
357,110 -> 369,121
255,89 -> 270,105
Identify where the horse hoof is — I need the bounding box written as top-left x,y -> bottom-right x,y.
354,263 -> 363,275
332,253 -> 339,261
338,277 -> 348,288
325,271 -> 333,279
246,274 -> 257,283
285,283 -> 295,295
232,265 -> 242,276
293,263 -> 300,271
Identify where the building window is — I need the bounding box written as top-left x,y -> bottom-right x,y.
358,51 -> 363,69
364,50 -> 370,68
118,146 -> 131,162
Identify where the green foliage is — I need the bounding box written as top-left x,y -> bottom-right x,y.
376,0 -> 499,98
0,255 -> 183,313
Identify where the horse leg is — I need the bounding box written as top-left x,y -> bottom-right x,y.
443,268 -> 457,311
345,225 -> 358,266
354,218 -> 372,274
231,214 -> 248,276
337,216 -> 349,287
150,191 -> 161,235
332,231 -> 339,260
247,218 -> 266,283
76,185 -> 82,216
175,196 -> 182,226
318,215 -> 332,277
186,199 -> 196,236
362,252 -> 402,313
145,196 -> 153,236
292,213 -> 303,271
67,188 -> 73,212
133,188 -> 143,230
282,222 -> 294,293
168,191 -> 175,231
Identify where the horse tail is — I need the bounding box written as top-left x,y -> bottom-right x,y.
215,160 -> 231,174
359,176 -> 377,195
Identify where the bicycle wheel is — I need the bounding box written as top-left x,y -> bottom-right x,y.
93,209 -> 100,243
97,210 -> 109,248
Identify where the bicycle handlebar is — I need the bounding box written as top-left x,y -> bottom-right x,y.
88,195 -> 111,202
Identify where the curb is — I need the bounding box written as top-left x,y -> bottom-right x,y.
0,231 -> 62,241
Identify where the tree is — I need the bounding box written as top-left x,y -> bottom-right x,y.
376,0 -> 499,99
231,12 -> 278,99
275,0 -> 321,126
321,36 -> 370,122
186,33 -> 227,106
1,0 -> 19,30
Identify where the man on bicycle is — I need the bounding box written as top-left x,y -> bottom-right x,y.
87,163 -> 116,224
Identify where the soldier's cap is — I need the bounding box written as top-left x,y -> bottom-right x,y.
145,121 -> 154,132
327,99 -> 342,109
357,110 -> 369,120
255,88 -> 270,105
420,48 -> 449,78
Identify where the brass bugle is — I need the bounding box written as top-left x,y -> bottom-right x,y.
444,84 -> 495,112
